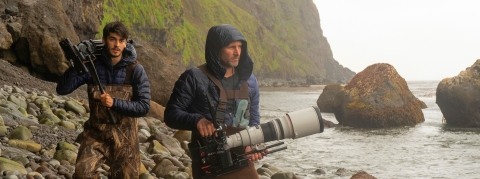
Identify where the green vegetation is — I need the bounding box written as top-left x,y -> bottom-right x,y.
100,0 -> 325,78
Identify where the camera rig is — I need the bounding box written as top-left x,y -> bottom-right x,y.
187,93 -> 321,179
59,38 -> 116,123
189,131 -> 286,179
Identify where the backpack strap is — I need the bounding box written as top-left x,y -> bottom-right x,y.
225,82 -> 249,99
124,61 -> 138,85
199,64 -> 228,124
198,64 -> 250,125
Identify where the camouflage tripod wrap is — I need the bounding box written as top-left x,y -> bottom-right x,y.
74,85 -> 139,179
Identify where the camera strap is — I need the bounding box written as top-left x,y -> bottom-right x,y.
198,64 -> 249,125
124,61 -> 138,85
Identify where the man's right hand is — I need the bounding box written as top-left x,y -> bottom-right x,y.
197,118 -> 216,137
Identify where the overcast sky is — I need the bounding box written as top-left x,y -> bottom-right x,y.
312,0 -> 480,81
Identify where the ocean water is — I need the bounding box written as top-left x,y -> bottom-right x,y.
255,81 -> 480,179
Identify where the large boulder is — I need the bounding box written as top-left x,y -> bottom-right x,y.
0,21 -> 13,50
134,39 -> 185,106
7,139 -> 42,153
333,63 -> 424,128
0,1 -> 5,12
436,59 -> 480,127
0,157 -> 28,175
146,100 -> 165,122
351,171 -> 377,179
6,22 -> 22,42
18,0 -> 79,76
317,83 -> 343,112
59,0 -> 103,40
149,131 -> 185,157
8,126 -> 33,140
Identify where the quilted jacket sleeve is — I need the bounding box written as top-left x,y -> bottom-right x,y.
110,64 -> 151,117
247,75 -> 260,126
164,70 -> 205,131
56,67 -> 89,95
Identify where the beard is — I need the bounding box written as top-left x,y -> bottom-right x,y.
220,57 -> 239,68
108,48 -> 123,58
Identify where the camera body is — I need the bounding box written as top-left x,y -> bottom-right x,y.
59,38 -> 103,75
188,129 -> 249,179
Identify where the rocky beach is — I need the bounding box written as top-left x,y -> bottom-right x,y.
0,58 -> 376,179
0,59 -> 235,179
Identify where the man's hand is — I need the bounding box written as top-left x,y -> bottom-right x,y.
100,93 -> 113,107
197,118 -> 216,137
245,145 -> 267,162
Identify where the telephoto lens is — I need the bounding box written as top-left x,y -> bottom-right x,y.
226,106 -> 324,148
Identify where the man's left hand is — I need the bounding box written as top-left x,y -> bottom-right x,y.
245,145 -> 267,162
100,93 -> 113,107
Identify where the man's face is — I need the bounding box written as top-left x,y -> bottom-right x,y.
103,32 -> 127,58
220,41 -> 242,68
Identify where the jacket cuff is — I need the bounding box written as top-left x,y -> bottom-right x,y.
193,115 -> 205,128
111,98 -> 118,110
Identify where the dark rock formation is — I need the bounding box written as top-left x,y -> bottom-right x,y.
0,1 -> 5,12
333,63 -> 425,128
59,0 -> 103,40
0,21 -> 12,50
146,100 -> 165,122
0,0 -> 102,76
436,59 -> 480,127
416,99 -> 428,109
323,119 -> 338,128
350,171 -> 377,179
19,0 -> 79,76
133,38 -> 184,106
317,83 -> 343,113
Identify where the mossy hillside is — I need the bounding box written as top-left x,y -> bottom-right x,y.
100,0 -> 320,78
100,0 -> 204,66
180,0 -> 288,74
231,0 -> 310,51
246,0 -> 326,77
101,0 -> 183,31
181,0 -> 317,77
164,21 -> 204,66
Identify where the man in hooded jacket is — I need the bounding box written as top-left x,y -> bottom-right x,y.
165,24 -> 263,179
57,21 -> 150,179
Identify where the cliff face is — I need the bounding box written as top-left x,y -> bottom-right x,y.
100,0 -> 355,84
174,0 -> 355,83
60,0 -> 103,40
229,0 -> 355,83
0,0 -> 354,89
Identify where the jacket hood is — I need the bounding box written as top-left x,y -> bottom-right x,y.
99,42 -> 137,68
205,24 -> 253,84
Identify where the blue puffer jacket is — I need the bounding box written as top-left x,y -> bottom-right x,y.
56,43 -> 151,117
164,24 -> 260,131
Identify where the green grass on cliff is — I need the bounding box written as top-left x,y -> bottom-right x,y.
100,0 -> 204,64
100,0 -> 317,77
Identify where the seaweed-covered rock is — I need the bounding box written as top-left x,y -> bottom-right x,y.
437,59 -> 480,127
333,63 -> 424,128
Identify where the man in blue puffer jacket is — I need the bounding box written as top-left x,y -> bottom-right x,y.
57,21 -> 150,179
165,24 -> 263,179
